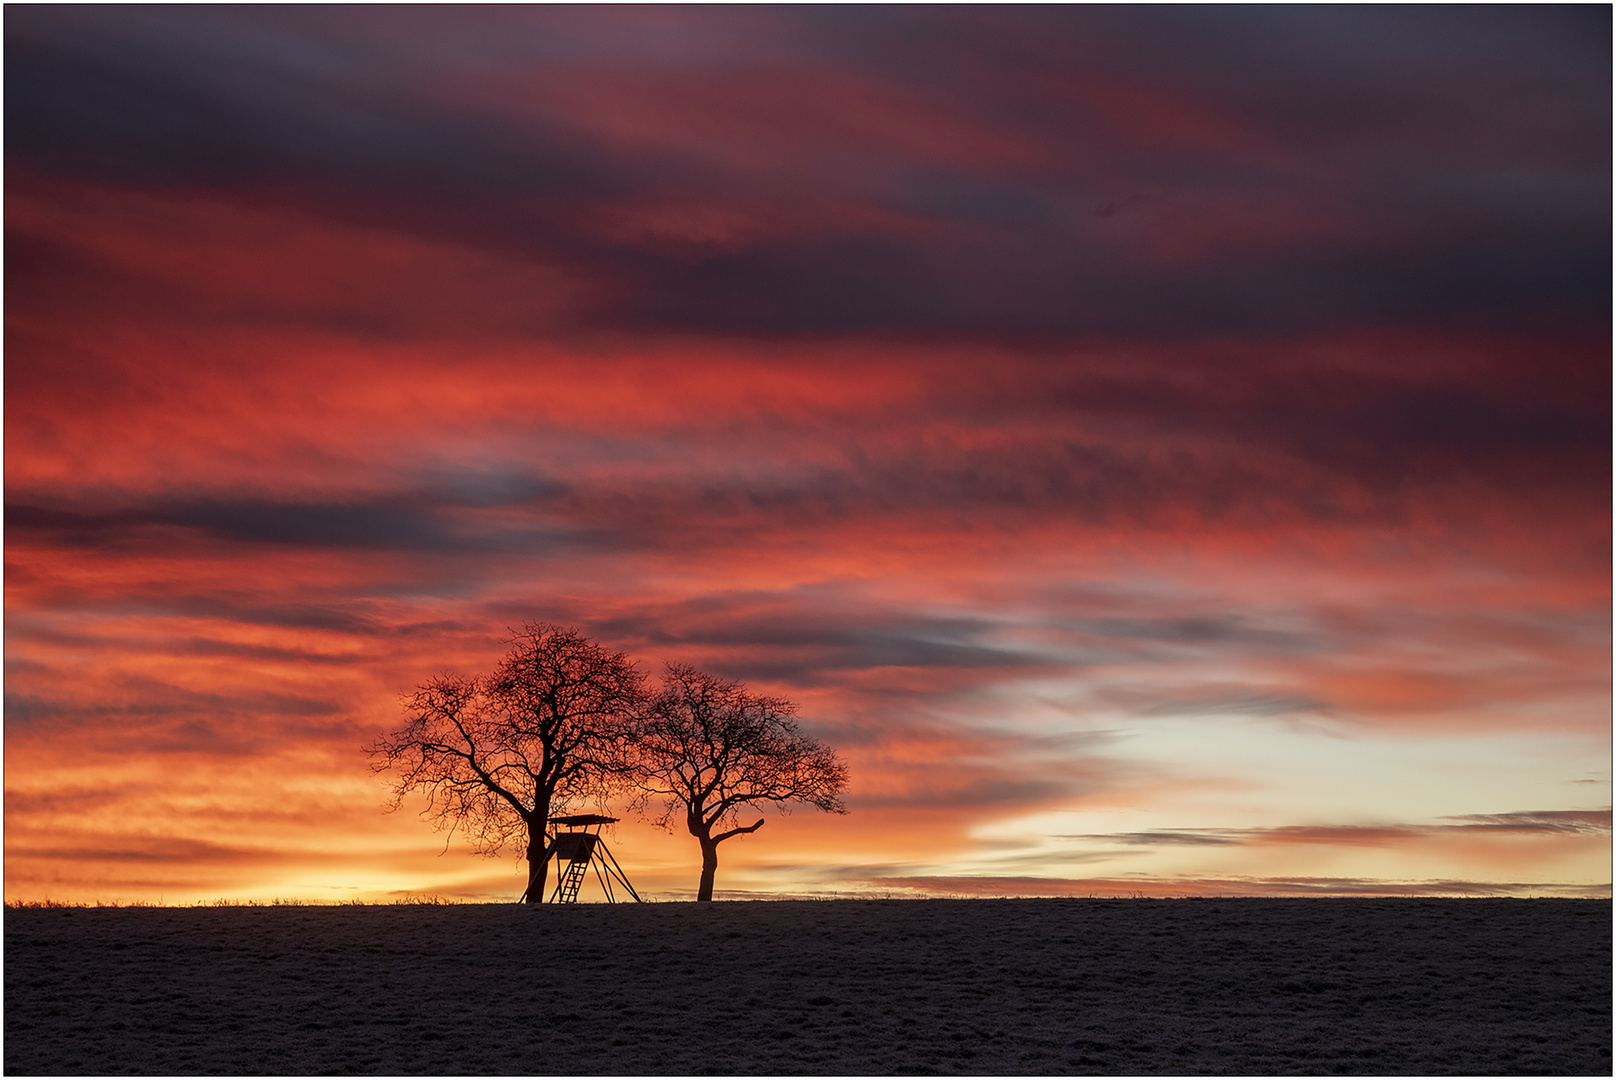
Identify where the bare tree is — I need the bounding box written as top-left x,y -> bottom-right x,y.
634,663 -> 848,901
365,624 -> 644,904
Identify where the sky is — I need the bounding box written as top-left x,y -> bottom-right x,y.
5,5 -> 1610,903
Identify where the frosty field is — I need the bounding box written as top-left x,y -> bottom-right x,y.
5,898 -> 1609,1075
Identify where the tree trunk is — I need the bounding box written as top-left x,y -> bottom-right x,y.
523,829 -> 550,905
696,836 -> 720,902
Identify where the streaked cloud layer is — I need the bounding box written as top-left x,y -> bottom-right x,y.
6,7 -> 1609,901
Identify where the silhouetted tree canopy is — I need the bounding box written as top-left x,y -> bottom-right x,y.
365,624 -> 644,904
634,663 -> 848,901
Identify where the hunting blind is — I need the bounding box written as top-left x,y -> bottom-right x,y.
546,814 -> 642,903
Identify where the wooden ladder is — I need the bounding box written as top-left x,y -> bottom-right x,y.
553,858 -> 589,903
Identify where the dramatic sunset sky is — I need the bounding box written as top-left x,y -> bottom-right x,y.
6,6 -> 1610,903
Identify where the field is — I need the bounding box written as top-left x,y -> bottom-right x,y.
5,898 -> 1609,1075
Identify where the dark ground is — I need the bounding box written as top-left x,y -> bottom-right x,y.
4,897 -> 1610,1075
